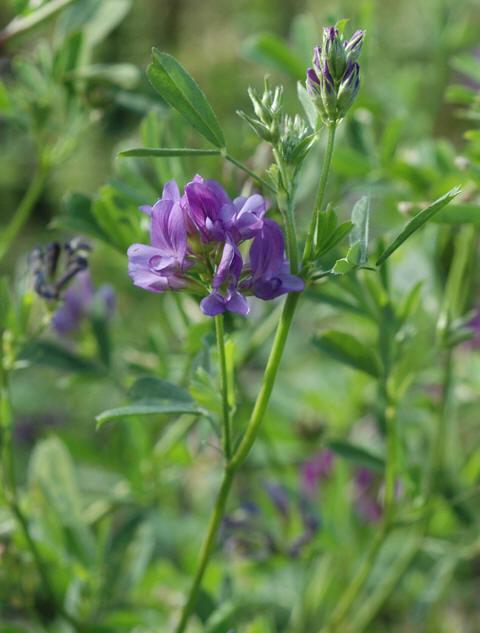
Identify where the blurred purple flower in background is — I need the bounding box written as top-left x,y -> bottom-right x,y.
127,175 -> 303,317
52,270 -> 115,336
354,468 -> 383,523
222,480 -> 320,560
467,308 -> 480,348
300,449 -> 335,495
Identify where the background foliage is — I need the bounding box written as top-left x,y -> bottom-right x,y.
1,0 -> 480,632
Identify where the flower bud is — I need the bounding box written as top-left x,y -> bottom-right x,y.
322,26 -> 347,81
306,26 -> 364,125
336,61 -> 360,117
238,81 -> 283,144
344,30 -> 365,62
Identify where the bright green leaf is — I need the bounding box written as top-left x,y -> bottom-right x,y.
128,376 -> 193,403
350,196 -> 370,264
96,402 -> 201,428
376,187 -> 461,266
147,49 -> 225,148
327,439 -> 385,472
120,147 -> 221,158
313,330 -> 381,377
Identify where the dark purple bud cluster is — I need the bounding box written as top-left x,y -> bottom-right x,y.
306,27 -> 364,124
31,238 -> 91,301
127,175 -> 304,317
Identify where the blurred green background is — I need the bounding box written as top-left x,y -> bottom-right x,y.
1,0 -> 480,632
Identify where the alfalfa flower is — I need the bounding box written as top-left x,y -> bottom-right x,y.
241,220 -> 304,300
306,26 -> 364,124
127,176 -> 303,317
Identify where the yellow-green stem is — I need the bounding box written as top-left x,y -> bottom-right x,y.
215,314 -> 231,459
0,166 -> 48,265
303,122 -> 337,264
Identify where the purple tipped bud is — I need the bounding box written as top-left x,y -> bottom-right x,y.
344,29 -> 365,62
306,25 -> 364,124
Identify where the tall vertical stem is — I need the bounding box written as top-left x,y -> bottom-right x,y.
215,314 -> 231,459
303,122 -> 337,264
174,121 -> 337,633
0,165 -> 48,265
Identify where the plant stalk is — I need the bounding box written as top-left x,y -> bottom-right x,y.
174,122 -> 337,633
215,314 -> 231,460
0,166 -> 48,265
303,122 -> 337,264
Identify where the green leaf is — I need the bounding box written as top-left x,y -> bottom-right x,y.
128,376 -> 193,403
327,439 -> 385,472
147,49 -> 225,148
72,63 -> 141,89
350,196 -> 370,264
28,437 -> 95,563
432,203 -> 480,226
242,33 -> 305,79
315,209 -> 354,258
313,330 -> 381,377
96,402 -> 201,428
54,192 -> 110,243
297,81 -> 317,129
0,0 -> 76,43
20,340 -> 101,374
376,187 -> 461,266
120,147 -> 221,158
331,242 -> 362,274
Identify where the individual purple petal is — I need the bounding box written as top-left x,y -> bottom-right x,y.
242,220 -> 304,301
150,199 -> 187,259
200,292 -> 227,316
162,179 -> 180,202
200,289 -> 249,317
225,289 -> 249,315
127,244 -> 186,293
185,177 -> 231,242
231,194 -> 268,240
249,219 -> 285,280
213,237 -> 243,289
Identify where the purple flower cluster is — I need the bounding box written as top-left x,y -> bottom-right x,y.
127,175 -> 304,316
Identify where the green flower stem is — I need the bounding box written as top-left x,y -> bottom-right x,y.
173,469 -> 234,633
0,368 -> 83,632
424,347 -> 453,498
0,165 -> 48,265
229,292 -> 300,470
174,293 -> 300,633
215,314 -> 231,459
278,193 -> 299,275
224,153 -> 275,193
383,400 -> 398,526
303,121 -> 337,264
175,119 -> 337,633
